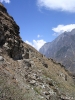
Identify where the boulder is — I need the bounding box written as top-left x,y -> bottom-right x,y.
0,56 -> 4,61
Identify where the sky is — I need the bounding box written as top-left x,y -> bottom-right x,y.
1,0 -> 75,50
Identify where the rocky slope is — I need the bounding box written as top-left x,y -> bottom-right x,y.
0,3 -> 75,100
39,29 -> 75,75
0,3 -> 24,60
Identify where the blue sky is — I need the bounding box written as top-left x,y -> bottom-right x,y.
1,0 -> 75,50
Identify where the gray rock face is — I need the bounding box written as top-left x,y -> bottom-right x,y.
39,29 -> 75,74
0,3 -> 24,60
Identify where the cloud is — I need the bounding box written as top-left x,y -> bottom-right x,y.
25,39 -> 46,50
37,34 -> 43,38
37,34 -> 40,38
0,0 -> 10,3
52,24 -> 75,36
37,0 -> 75,12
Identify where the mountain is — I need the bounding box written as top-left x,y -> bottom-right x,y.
0,3 -> 75,100
39,29 -> 75,75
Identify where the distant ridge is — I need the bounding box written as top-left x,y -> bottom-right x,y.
39,29 -> 75,74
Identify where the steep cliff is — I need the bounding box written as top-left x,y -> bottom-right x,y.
0,3 -> 24,60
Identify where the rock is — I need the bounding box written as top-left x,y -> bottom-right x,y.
58,72 -> 67,81
23,59 -> 31,68
0,49 -> 2,53
30,73 -> 38,80
44,91 -> 50,95
46,78 -> 54,86
60,94 -> 73,100
42,62 -> 48,68
24,52 -> 29,59
49,82 -> 54,86
0,56 -> 4,61
0,3 -> 24,60
38,70 -> 42,73
23,48 -> 29,59
3,43 -> 9,50
29,80 -> 36,85
0,34 -> 5,46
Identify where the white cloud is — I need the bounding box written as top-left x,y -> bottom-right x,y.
37,0 -> 75,12
0,0 -> 10,3
25,39 -> 46,50
37,34 -> 40,38
52,24 -> 75,36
